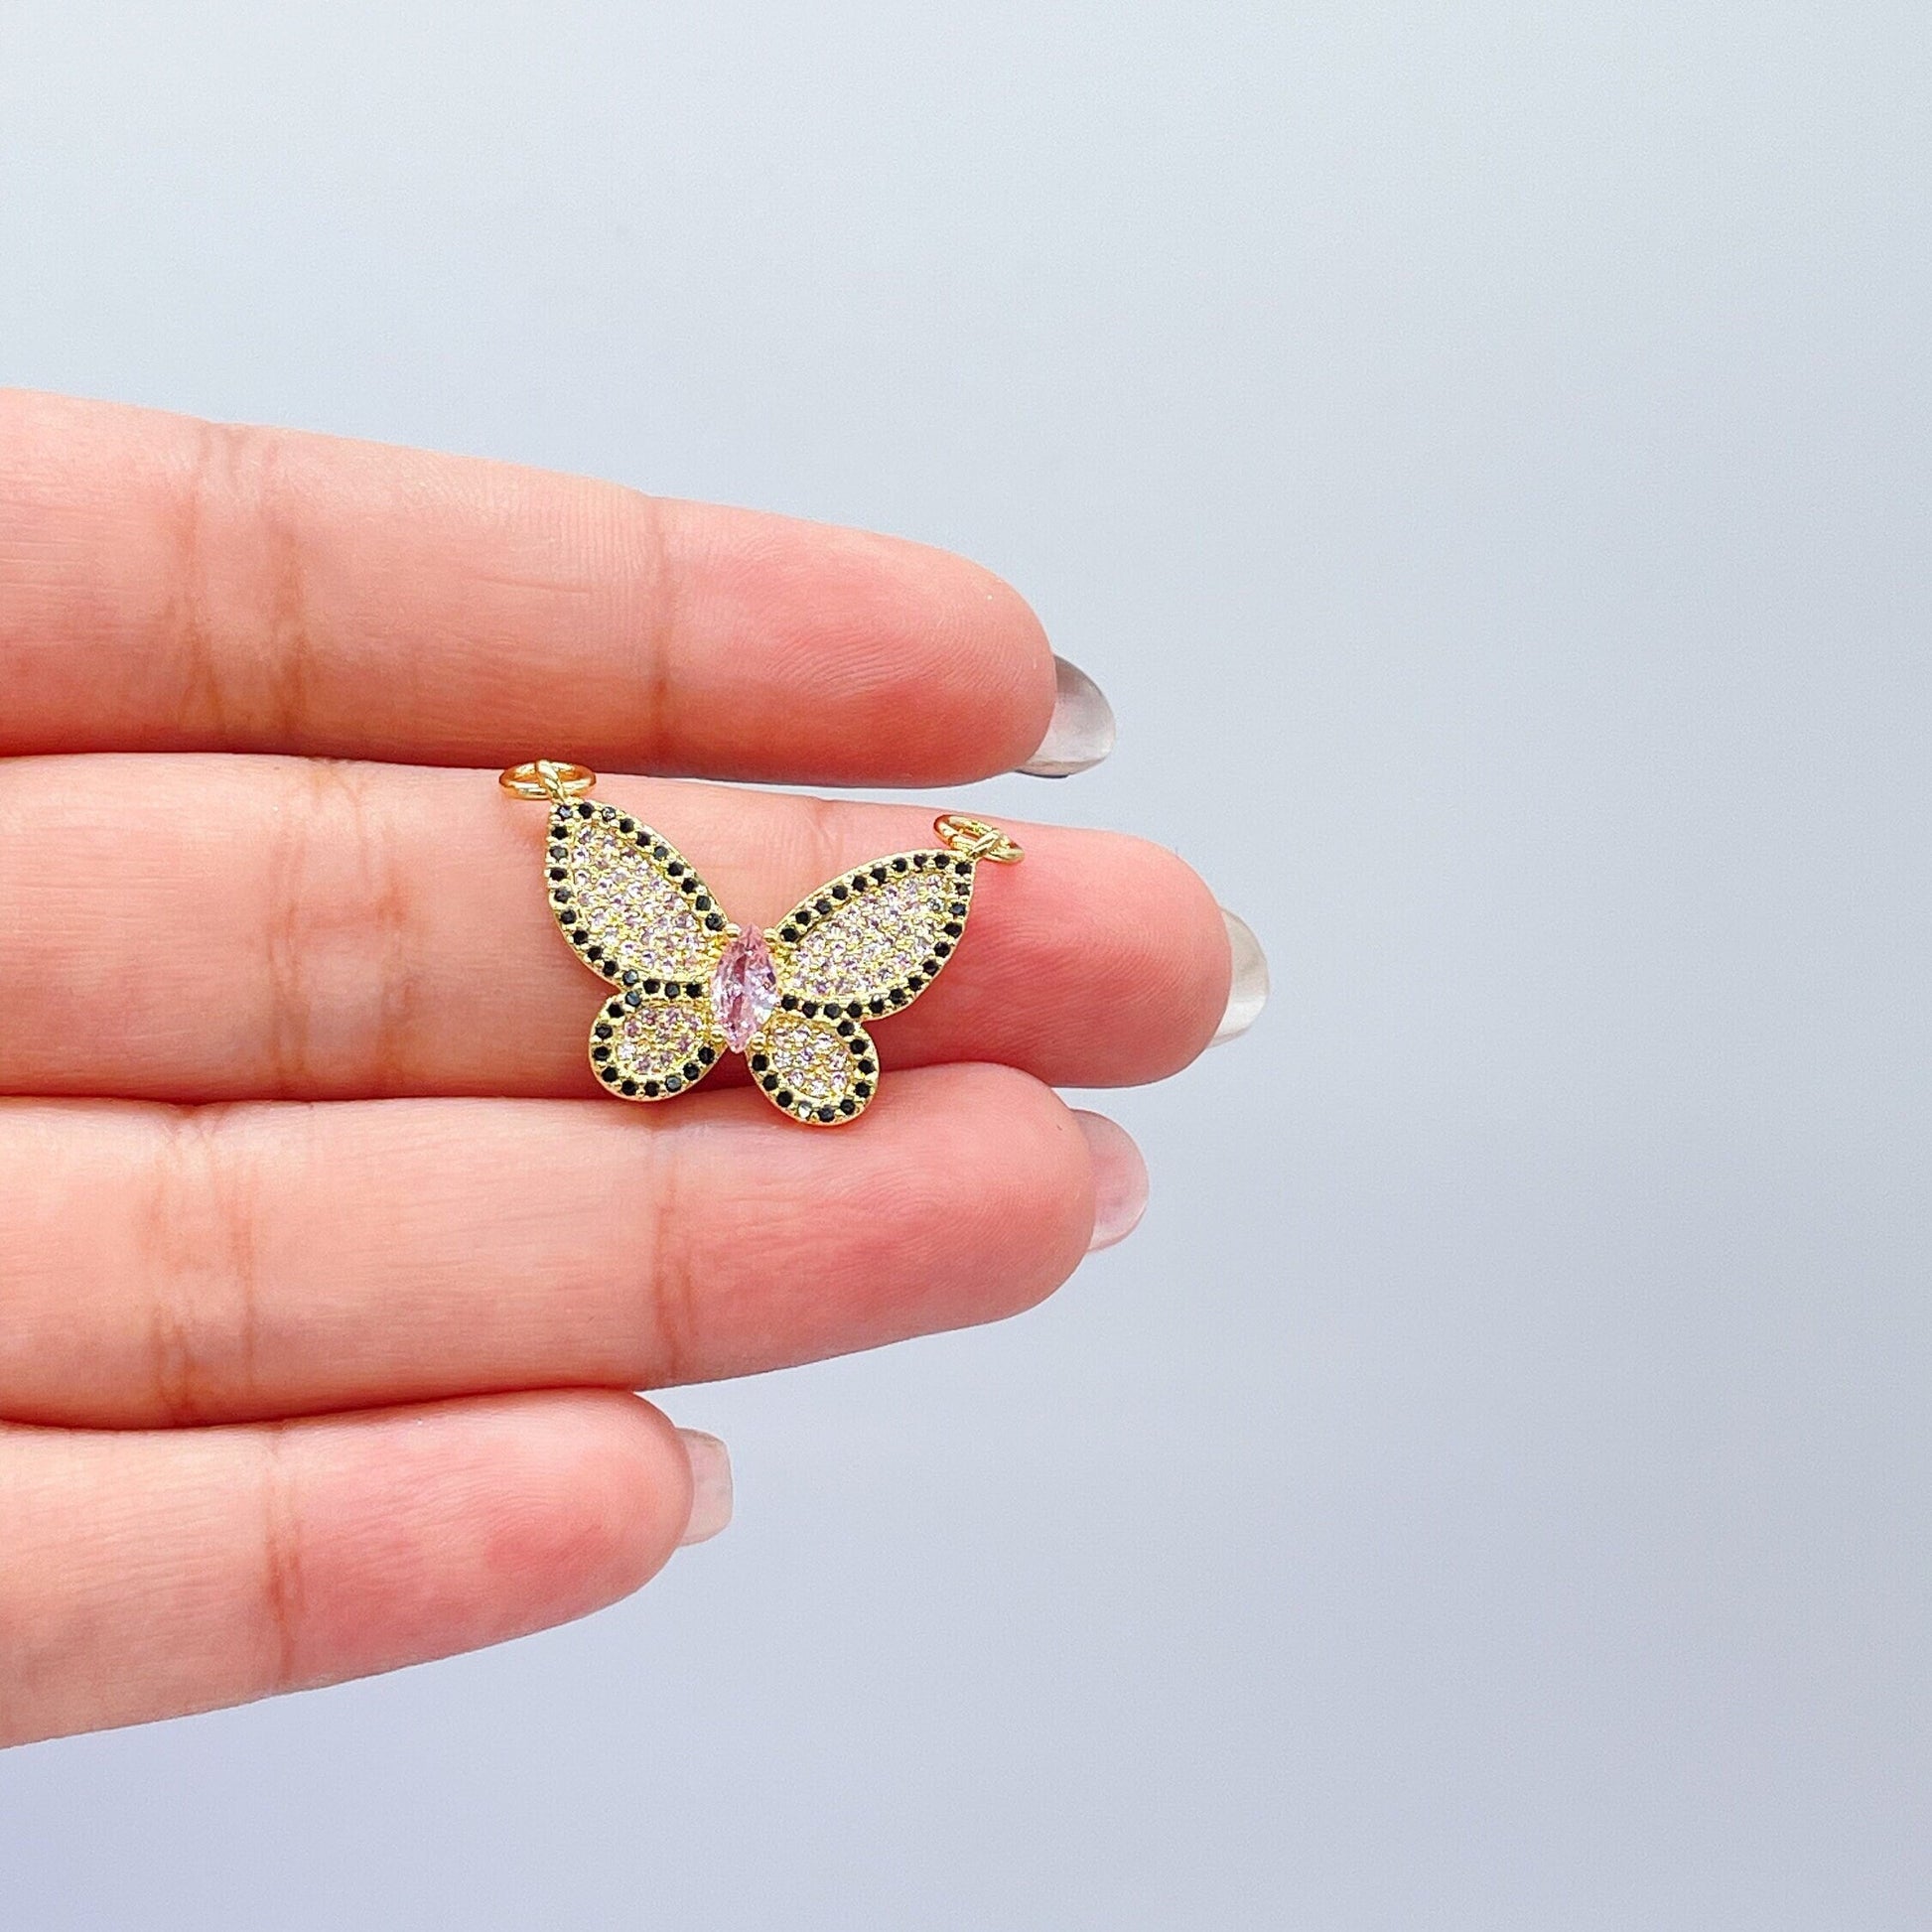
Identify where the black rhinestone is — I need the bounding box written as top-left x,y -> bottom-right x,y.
599,1065 -> 620,1084
831,884 -> 849,900
577,802 -> 594,818
601,962 -> 619,977
779,926 -> 798,942
934,940 -> 953,958
906,975 -> 925,992
600,805 -> 617,821
839,1098 -> 856,1115
665,1076 -> 683,1095
751,1052 -> 769,1071
760,1074 -> 779,1091
642,978 -> 659,994
781,994 -> 799,1011
548,845 -> 567,861
548,867 -> 567,882
619,817 -> 635,833
652,842 -> 669,860
847,1002 -> 864,1019
643,1080 -> 660,1097
857,1056 -> 877,1074
846,1035 -> 867,1055
622,971 -> 640,987
943,921 -> 963,938
621,1078 -> 639,1095
921,957 -> 940,976
775,1090 -> 794,1108
868,998 -> 886,1015
817,1106 -> 836,1123
681,1061 -> 701,1080
849,874 -> 867,892
586,944 -> 603,961
595,1022 -> 614,1039
892,858 -> 908,873
571,927 -> 590,945
892,989 -> 908,1006
835,1020 -> 854,1037
871,865 -> 889,882
624,991 -> 642,1008
697,1046 -> 716,1065
592,1044 -> 611,1062
854,1080 -> 873,1098
800,1000 -> 818,1017
552,888 -> 571,902
694,894 -> 712,911
949,899 -> 968,916
952,859 -> 972,876
814,897 -> 831,914
679,878 -> 698,895
667,861 -> 685,877
685,982 -> 704,999
705,912 -> 725,931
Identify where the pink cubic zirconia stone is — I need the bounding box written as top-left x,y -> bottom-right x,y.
710,926 -> 780,1050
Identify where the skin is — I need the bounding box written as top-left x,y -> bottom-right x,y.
0,390 -> 1232,1748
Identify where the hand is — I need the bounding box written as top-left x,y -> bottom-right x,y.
0,390 -> 1260,1746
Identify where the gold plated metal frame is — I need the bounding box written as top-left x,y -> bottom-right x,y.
501,762 -> 1025,1125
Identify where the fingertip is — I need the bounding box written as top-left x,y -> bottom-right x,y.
1020,655 -> 1118,778
547,1392 -> 699,1600
1071,1110 -> 1150,1252
998,831 -> 1229,1085
893,547 -> 1057,781
417,1393 -> 695,1637
675,1429 -> 734,1547
939,1063 -> 1102,1309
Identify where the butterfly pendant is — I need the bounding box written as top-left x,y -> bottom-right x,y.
505,763 -> 1025,1126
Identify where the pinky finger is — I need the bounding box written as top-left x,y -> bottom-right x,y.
0,1392 -> 721,1747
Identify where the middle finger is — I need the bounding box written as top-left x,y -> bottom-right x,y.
0,755 -> 1228,1101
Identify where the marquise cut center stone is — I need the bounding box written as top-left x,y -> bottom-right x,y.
711,927 -> 779,1050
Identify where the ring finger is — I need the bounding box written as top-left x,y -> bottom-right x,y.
0,1067 -> 1136,1430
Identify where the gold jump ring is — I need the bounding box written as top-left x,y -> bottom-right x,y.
498,759 -> 599,803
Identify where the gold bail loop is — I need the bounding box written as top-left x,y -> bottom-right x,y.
933,814 -> 1024,865
499,759 -> 599,803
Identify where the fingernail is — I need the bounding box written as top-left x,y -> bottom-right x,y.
1073,1110 -> 1149,1251
676,1429 -> 734,1546
1212,908 -> 1270,1045
1019,655 -> 1117,777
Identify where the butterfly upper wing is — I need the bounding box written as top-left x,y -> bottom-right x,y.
768,849 -> 977,1016
737,848 -> 976,1125
546,798 -> 730,985
546,797 -> 728,1102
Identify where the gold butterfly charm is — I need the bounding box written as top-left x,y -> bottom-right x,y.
500,760 -> 1024,1125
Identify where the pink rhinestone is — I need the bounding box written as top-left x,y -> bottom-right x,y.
710,926 -> 779,1050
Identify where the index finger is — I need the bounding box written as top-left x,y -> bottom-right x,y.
0,390 -> 1058,784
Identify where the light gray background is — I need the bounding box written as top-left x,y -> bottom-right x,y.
2,3 -> 1927,1926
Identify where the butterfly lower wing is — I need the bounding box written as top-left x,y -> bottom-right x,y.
768,849 -> 977,1020
589,986 -> 726,1102
746,1011 -> 880,1126
546,798 -> 730,987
